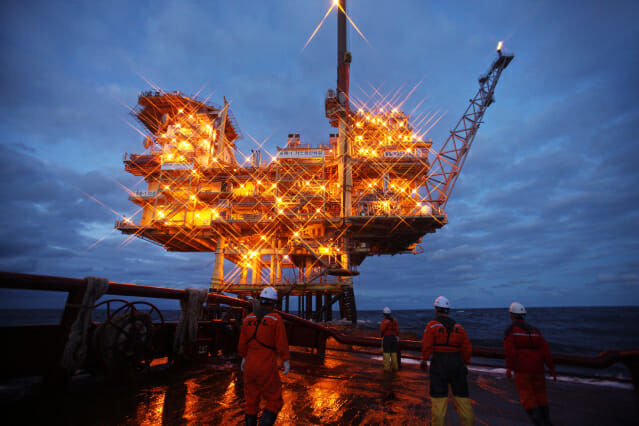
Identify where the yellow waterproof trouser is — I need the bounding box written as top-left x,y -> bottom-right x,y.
430,396 -> 474,426
382,352 -> 398,371
431,397 -> 448,426
453,396 -> 474,426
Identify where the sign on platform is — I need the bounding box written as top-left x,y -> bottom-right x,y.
278,149 -> 324,159
161,162 -> 194,170
383,151 -> 419,158
135,191 -> 157,198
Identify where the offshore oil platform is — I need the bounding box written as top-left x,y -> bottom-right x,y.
116,1 -> 513,323
2,6 -> 639,421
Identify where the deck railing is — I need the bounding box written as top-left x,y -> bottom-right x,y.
1,271 -> 637,390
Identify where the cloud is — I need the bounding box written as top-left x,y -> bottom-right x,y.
596,273 -> 639,289
431,244 -> 484,261
1,0 -> 639,310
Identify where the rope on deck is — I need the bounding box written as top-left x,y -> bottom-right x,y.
173,288 -> 208,358
61,276 -> 109,371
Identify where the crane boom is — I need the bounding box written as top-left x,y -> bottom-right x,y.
425,50 -> 514,209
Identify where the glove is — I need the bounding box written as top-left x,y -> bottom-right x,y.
282,360 -> 290,375
241,358 -> 245,372
420,360 -> 428,374
506,368 -> 512,379
395,336 -> 400,343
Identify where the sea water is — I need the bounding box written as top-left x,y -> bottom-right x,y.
2,306 -> 637,380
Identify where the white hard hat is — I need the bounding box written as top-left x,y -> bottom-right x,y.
260,286 -> 278,302
383,307 -> 391,314
509,302 -> 526,315
434,296 -> 450,309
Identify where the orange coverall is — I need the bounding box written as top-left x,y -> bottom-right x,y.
380,317 -> 400,371
421,317 -> 474,426
504,321 -> 554,411
238,312 -> 290,415
421,319 -> 472,364
380,317 -> 399,336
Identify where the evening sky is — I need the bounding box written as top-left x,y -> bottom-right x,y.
1,0 -> 638,309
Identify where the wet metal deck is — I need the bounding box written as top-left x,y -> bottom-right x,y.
2,349 -> 637,425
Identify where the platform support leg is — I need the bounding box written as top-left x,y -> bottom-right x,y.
315,293 -> 323,321
325,293 -> 332,322
210,237 -> 225,291
306,293 -> 313,320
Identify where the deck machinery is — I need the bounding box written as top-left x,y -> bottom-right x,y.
117,1 -> 513,323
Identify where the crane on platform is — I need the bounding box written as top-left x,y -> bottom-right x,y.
425,46 -> 514,208
117,1 -> 514,325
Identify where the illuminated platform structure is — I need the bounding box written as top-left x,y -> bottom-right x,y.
116,1 -> 513,323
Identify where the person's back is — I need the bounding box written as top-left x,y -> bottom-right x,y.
422,315 -> 472,361
504,320 -> 552,374
380,307 -> 400,371
239,310 -> 288,377
421,296 -> 474,426
380,315 -> 399,337
238,287 -> 290,426
503,302 -> 555,426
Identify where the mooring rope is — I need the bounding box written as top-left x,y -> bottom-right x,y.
60,276 -> 109,372
173,288 -> 209,358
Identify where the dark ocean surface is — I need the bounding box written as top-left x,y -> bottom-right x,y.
355,306 -> 639,356
2,306 -> 637,356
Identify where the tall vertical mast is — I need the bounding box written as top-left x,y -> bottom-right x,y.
336,0 -> 352,220
337,0 -> 350,110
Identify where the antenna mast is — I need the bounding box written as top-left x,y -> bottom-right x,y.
337,0 -> 350,111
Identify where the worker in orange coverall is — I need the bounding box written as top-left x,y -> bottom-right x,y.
238,286 -> 290,426
421,296 -> 474,426
504,302 -> 556,426
380,306 -> 400,371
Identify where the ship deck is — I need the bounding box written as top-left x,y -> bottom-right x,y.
2,347 -> 636,425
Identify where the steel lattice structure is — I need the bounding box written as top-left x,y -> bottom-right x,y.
425,52 -> 514,208
116,2 -> 513,322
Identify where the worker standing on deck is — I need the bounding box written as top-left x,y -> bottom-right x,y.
380,307 -> 400,371
421,296 -> 474,426
238,286 -> 290,426
504,302 -> 556,426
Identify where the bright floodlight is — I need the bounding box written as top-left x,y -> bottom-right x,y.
497,41 -> 503,52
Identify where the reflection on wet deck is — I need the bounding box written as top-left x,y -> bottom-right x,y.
2,350 -> 637,425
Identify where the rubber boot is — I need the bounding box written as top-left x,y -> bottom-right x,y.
390,352 -> 399,371
526,408 -> 543,425
453,396 -> 475,426
258,409 -> 277,426
383,352 -> 391,371
430,397 -> 448,426
539,405 -> 553,426
245,414 -> 257,426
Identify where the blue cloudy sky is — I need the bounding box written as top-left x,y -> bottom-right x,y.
1,0 -> 638,309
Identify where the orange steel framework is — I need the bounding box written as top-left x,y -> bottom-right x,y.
116,1 -> 514,323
